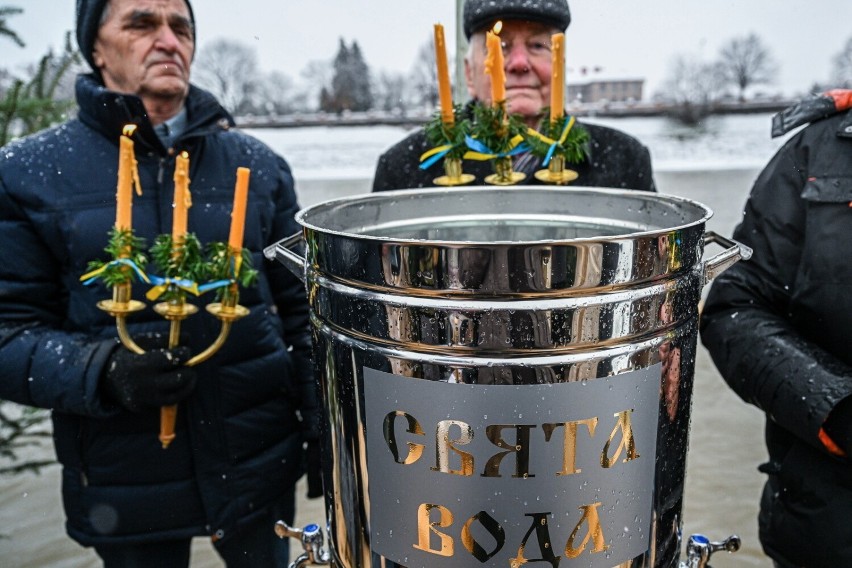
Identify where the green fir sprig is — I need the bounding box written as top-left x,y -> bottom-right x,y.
423,105 -> 470,161
83,227 -> 148,287
469,102 -> 527,156
525,112 -> 591,165
206,242 -> 258,302
148,233 -> 208,302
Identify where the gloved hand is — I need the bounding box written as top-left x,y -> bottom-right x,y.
823,395 -> 852,456
305,440 -> 323,499
102,346 -> 197,413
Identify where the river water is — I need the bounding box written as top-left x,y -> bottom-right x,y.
0,113 -> 788,566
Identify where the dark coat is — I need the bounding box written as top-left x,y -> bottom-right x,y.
700,103 -> 852,566
0,75 -> 315,546
372,103 -> 656,192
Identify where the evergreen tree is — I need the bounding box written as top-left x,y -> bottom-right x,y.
0,31 -> 80,145
0,5 -> 25,48
325,37 -> 373,113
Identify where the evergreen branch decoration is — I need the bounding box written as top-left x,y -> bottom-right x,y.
205,242 -> 258,302
525,112 -> 591,165
82,228 -> 148,287
148,233 -> 208,302
469,102 -> 527,156
423,105 -> 470,161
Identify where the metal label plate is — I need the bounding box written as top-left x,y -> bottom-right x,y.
364,365 -> 661,568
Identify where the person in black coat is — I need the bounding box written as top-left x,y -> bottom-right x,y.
700,89 -> 852,568
373,0 -> 655,193
0,1 -> 318,566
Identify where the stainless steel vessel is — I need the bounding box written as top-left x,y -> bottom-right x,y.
266,186 -> 750,568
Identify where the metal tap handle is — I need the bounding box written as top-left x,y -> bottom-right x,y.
680,534 -> 741,568
275,521 -> 332,568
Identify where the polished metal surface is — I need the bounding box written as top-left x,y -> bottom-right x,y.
265,186 -> 749,568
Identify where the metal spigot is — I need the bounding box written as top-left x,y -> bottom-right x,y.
679,533 -> 741,568
275,521 -> 332,568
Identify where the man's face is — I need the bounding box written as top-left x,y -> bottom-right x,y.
465,20 -> 556,124
93,0 -> 194,101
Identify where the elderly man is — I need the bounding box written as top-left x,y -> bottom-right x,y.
0,1 -> 317,566
372,0 -> 655,192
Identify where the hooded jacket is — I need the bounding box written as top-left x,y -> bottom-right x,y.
700,93 -> 852,566
0,74 -> 315,546
372,102 -> 656,192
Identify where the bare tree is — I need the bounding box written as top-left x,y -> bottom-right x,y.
657,54 -> 727,125
253,70 -> 296,115
408,36 -> 440,110
717,33 -> 778,101
373,70 -> 409,113
193,38 -> 259,115
831,36 -> 852,88
299,59 -> 333,112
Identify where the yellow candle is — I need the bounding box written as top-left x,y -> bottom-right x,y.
484,23 -> 506,106
172,152 -> 191,241
433,23 -> 454,125
115,129 -> 136,231
550,33 -> 565,122
228,167 -> 250,253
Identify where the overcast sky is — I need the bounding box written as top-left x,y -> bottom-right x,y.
5,0 -> 851,98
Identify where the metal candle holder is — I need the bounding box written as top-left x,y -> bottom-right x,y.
432,157 -> 475,187
485,155 -> 526,186
97,275 -> 248,448
534,154 -> 579,185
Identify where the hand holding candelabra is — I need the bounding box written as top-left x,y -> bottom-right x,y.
83,132 -> 255,448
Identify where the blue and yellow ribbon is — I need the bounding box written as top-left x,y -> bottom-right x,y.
419,144 -> 457,170
526,115 -> 576,166
145,275 -> 202,301
80,258 -> 150,286
462,134 -> 529,161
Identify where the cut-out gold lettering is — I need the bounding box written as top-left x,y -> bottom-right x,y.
413,504 -> 454,557
461,511 -> 505,562
601,410 -> 639,468
482,424 -> 536,478
511,512 -> 559,568
543,418 -> 598,476
431,420 -> 475,476
565,502 -> 610,559
383,411 -> 425,465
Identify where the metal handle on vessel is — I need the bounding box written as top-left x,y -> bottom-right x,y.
263,231 -> 307,282
275,521 -> 332,567
678,533 -> 741,568
702,231 -> 753,285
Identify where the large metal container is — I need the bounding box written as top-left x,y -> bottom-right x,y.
266,186 -> 749,568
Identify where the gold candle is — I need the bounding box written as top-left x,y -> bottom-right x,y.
172,152 -> 191,241
434,23 -> 455,125
484,22 -> 506,106
550,32 -> 565,122
228,168 -> 250,254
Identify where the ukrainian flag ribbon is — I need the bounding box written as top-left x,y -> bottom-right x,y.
462,134 -> 529,161
145,276 -> 202,301
526,115 -> 576,166
80,258 -> 150,286
419,144 -> 457,170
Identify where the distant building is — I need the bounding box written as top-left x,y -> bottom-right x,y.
567,70 -> 645,104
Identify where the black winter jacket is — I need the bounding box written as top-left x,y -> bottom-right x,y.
0,75 -> 315,546
372,102 -> 656,192
700,103 -> 852,566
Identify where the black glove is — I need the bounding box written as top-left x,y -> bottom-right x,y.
102,346 -> 197,413
305,440 -> 323,499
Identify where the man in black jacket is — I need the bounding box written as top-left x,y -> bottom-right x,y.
0,1 -> 317,566
701,90 -> 852,568
373,0 -> 655,192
